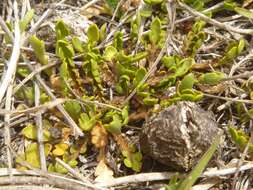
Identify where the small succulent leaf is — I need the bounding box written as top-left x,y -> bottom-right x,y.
100,23 -> 107,42
56,40 -> 75,60
140,4 -> 153,17
90,59 -> 101,84
68,159 -> 78,167
53,143 -> 69,156
228,126 -> 239,143
72,36 -> 84,53
25,143 -> 51,168
237,38 -> 245,54
87,24 -> 100,43
122,105 -> 129,125
178,73 -> 195,93
156,75 -> 176,89
137,91 -> 150,98
64,101 -> 81,121
133,67 -> 147,87
22,123 -> 51,141
237,135 -> 248,149
199,72 -> 225,85
29,35 -> 48,65
55,20 -> 70,40
223,1 -> 236,11
113,31 -> 123,50
162,56 -> 177,70
105,114 -> 122,134
22,123 -> 37,140
175,58 -> 194,77
54,162 -> 68,174
124,158 -> 132,168
143,0 -> 163,5
79,113 -> 96,131
149,17 -> 161,45
20,9 -> 34,32
143,97 -> 159,105
104,46 -> 117,61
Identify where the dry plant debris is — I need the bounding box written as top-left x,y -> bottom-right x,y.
0,0 -> 253,189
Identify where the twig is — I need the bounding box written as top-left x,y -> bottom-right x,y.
13,62 -> 58,94
175,2 -> 224,24
34,72 -> 47,171
0,98 -> 66,116
2,0 -> 21,178
25,60 -> 84,137
229,50 -> 253,77
0,16 -> 14,42
98,172 -> 177,187
0,163 -> 102,190
8,146 -> 101,190
99,162 -> 253,187
0,176 -> 95,190
55,157 -> 101,189
81,0 -> 100,10
0,185 -> 64,190
23,9 -> 53,46
223,71 -> 253,81
203,93 -> 253,105
0,1 -> 21,104
177,1 -> 253,35
4,85 -> 13,177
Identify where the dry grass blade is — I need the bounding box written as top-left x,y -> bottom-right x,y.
177,1 -> 253,35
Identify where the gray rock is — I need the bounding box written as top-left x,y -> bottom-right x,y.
140,101 -> 219,171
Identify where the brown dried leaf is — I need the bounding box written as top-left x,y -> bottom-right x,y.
197,83 -> 226,94
91,123 -> 108,148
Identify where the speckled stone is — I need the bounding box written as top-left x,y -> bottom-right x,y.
140,101 -> 219,171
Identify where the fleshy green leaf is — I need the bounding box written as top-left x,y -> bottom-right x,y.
87,24 -> 99,43
64,101 -> 81,121
149,17 -> 161,45
79,113 -> 96,131
175,58 -> 194,77
143,0 -> 163,5
91,59 -> 101,84
55,20 -> 70,40
133,68 -> 147,87
105,114 -> 122,134
199,72 -> 225,85
178,73 -> 195,93
104,46 -> 117,61
143,97 -> 158,105
29,35 -> 48,65
21,123 -> 51,141
100,23 -> 107,42
72,36 -> 84,53
114,31 -> 123,50
20,9 -> 34,32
